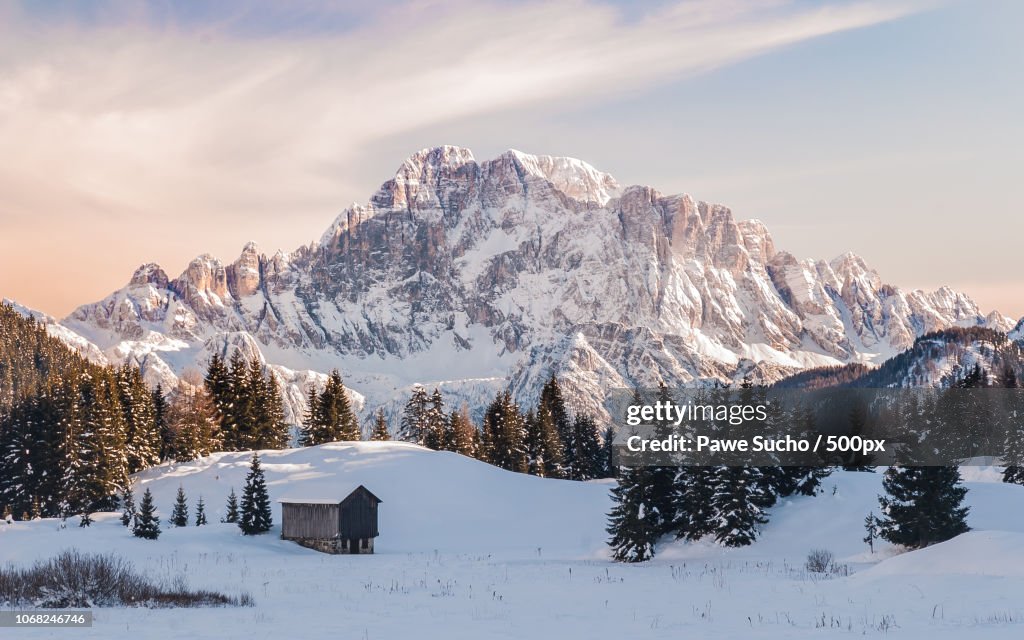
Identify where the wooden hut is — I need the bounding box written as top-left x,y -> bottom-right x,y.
279,485 -> 381,554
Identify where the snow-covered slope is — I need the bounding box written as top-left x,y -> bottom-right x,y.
34,146 -> 1018,423
133,441 -> 610,554
2,444 -> 1024,638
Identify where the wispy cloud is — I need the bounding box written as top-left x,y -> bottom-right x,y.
0,0 -> 930,315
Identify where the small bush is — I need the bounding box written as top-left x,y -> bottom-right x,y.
806,548 -> 834,574
0,550 -> 251,608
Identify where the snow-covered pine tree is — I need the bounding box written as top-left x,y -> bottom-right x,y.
647,383 -> 678,536
70,369 -> 130,513
675,465 -> 718,541
524,406 -> 564,477
606,465 -> 660,562
133,488 -> 161,539
239,453 -> 273,535
601,425 -> 617,479
877,465 -> 970,549
570,412 -> 602,480
483,391 -> 528,473
79,511 -> 92,527
203,353 -> 233,449
171,485 -> 189,527
301,370 -> 361,445
222,487 -> 239,523
116,365 -> 161,473
398,386 -> 429,444
249,362 -> 289,450
221,352 -> 251,450
195,496 -> 207,526
710,466 -> 768,547
422,389 -> 448,451
370,409 -> 391,441
120,486 -> 135,527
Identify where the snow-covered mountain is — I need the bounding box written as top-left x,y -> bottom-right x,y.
32,146 -> 1017,424
776,326 -> 1024,390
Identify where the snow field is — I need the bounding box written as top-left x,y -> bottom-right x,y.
2,442 -> 1024,639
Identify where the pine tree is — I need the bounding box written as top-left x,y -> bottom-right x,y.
249,362 -> 290,449
877,466 -> 970,549
646,383 -> 678,536
120,486 -> 135,527
239,453 -> 273,535
539,375 -> 573,471
399,386 -> 430,444
606,465 -> 660,562
222,352 -> 250,450
1002,368 -> 1024,484
448,406 -> 477,456
151,384 -> 171,461
571,412 -> 603,480
483,391 -> 528,473
535,405 -> 565,478
195,496 -> 207,526
166,373 -> 221,462
133,488 -> 161,540
300,371 -> 360,446
223,487 -> 239,524
601,425 -> 617,478
422,389 -> 448,451
370,409 -> 391,441
710,466 -> 768,547
79,511 -> 92,527
863,512 -> 878,553
171,485 -> 189,527
843,401 -> 876,471
203,353 -> 234,449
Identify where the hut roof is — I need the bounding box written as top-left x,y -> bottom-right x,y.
278,485 -> 382,505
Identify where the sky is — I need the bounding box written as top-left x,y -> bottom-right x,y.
0,0 -> 1021,319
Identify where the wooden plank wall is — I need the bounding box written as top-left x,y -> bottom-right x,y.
281,503 -> 341,539
339,494 -> 378,539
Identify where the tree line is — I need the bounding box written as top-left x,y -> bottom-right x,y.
607,380 -> 832,562
609,363 -> 1019,562
394,376 -> 614,481
0,304 -> 290,521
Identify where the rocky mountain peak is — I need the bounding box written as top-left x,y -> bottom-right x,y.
130,263 -> 169,288
230,242 -> 263,298
170,254 -> 231,312
494,149 -> 620,205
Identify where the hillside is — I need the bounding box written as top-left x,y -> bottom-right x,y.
775,327 -> 1024,389
2,443 -> 1024,638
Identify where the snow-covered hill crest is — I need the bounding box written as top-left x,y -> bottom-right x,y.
44,146 -> 1016,423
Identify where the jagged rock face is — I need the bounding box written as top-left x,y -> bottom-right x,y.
57,145 -> 1016,422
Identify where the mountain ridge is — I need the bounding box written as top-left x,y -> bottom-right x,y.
10,145 -> 1017,425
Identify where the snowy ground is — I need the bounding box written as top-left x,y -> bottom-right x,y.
2,443 -> 1024,639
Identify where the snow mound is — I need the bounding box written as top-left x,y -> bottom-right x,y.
856,530 -> 1024,579
132,441 -> 612,555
